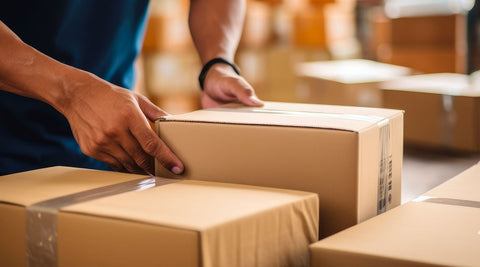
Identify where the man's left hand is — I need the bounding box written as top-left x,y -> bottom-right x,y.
201,64 -> 264,108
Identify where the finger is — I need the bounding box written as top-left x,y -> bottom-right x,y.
121,130 -> 155,174
129,116 -> 184,175
101,144 -> 144,174
96,151 -> 127,173
229,79 -> 264,107
136,93 -> 169,121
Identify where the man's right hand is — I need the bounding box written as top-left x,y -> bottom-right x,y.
59,71 -> 184,175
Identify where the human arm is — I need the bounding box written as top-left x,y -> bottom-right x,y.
0,20 -> 183,175
188,0 -> 264,108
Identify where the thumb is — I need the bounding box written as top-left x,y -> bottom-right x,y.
136,94 -> 169,121
231,79 -> 264,107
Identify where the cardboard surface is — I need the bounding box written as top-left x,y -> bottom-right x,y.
310,161 -> 480,267
381,73 -> 480,151
156,102 -> 404,237
0,167 -> 318,267
423,162 -> 480,202
296,59 -> 411,107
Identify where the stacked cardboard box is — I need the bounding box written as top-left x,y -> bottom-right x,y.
372,9 -> 466,73
0,167 -> 318,267
381,73 -> 480,152
296,59 -> 412,107
310,161 -> 480,266
155,102 -> 404,237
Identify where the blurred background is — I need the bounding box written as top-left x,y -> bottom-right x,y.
138,0 -> 480,202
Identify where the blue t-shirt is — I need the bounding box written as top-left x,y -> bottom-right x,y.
0,0 -> 149,175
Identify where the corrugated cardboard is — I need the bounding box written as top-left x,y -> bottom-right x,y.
310,162 -> 480,267
381,73 -> 480,152
155,102 -> 404,237
0,167 -> 318,267
296,59 -> 411,107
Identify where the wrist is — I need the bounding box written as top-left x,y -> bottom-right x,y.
198,57 -> 240,91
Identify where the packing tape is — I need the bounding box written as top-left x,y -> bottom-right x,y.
377,118 -> 392,214
205,107 -> 393,215
26,176 -> 180,267
440,95 -> 456,147
207,107 -> 387,123
413,196 -> 480,209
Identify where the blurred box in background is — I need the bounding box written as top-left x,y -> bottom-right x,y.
310,161 -> 480,267
237,46 -> 329,103
142,51 -> 201,114
296,59 -> 412,107
371,1 -> 468,74
143,0 -> 193,53
381,73 -> 480,152
155,102 -> 404,238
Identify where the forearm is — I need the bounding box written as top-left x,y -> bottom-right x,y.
0,20 -> 84,113
188,0 -> 246,64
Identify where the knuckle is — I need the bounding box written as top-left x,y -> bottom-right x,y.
93,133 -> 109,147
143,139 -> 160,155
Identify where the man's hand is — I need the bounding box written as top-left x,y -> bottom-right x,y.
201,64 -> 263,108
61,72 -> 184,175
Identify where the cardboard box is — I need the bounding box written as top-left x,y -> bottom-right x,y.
372,12 -> 466,74
310,162 -> 480,267
142,1 -> 193,52
296,59 -> 412,107
293,6 -> 327,48
155,102 -> 404,237
236,46 -> 329,102
381,73 -> 480,152
377,44 -> 461,74
0,167 -> 318,267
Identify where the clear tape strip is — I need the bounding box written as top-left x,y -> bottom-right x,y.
413,196 -> 480,209
26,176 -> 180,267
206,108 -> 387,123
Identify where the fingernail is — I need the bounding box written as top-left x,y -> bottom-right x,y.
249,96 -> 264,106
171,166 -> 183,175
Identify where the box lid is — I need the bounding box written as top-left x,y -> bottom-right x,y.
159,102 -> 402,133
296,59 -> 411,84
381,73 -> 480,96
311,201 -> 480,266
63,179 -> 317,231
0,167 -> 148,206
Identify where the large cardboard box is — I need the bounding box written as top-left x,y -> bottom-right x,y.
155,102 -> 404,237
381,73 -> 480,152
296,59 -> 411,107
310,162 -> 480,267
0,167 -> 318,267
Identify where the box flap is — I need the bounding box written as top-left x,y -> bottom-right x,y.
0,167 -> 149,206
62,180 -> 318,231
423,162 -> 480,202
159,102 -> 402,133
296,59 -> 411,84
381,73 -> 480,96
